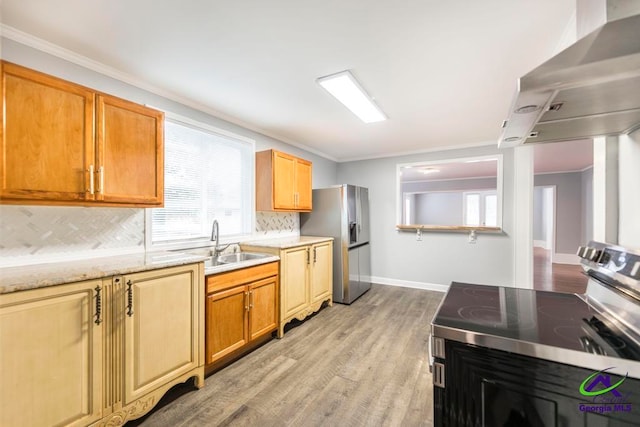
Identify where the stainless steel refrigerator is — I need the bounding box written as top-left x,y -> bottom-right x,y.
300,185 -> 371,304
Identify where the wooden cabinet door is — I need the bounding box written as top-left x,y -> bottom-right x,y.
205,285 -> 249,364
310,241 -> 333,303
281,246 -> 309,318
0,280 -> 103,427
123,264 -> 200,404
96,94 -> 164,205
272,151 -> 296,209
248,276 -> 278,341
1,61 -> 95,202
295,159 -> 312,210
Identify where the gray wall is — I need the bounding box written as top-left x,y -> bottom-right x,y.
416,192 -> 463,225
534,172 -> 584,254
533,187 -> 545,242
337,145 -> 515,288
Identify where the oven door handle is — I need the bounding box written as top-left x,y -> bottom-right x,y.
428,334 -> 434,372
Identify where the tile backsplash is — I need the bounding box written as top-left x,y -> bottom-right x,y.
0,207 -> 300,267
0,206 -> 145,266
255,211 -> 299,236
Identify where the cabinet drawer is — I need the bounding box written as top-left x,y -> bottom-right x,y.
206,262 -> 278,294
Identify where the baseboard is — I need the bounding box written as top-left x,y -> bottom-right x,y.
368,276 -> 449,293
553,252 -> 581,265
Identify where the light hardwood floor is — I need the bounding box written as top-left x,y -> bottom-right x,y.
126,284 -> 443,427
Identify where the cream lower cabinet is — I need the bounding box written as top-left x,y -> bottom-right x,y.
0,263 -> 204,427
241,240 -> 333,337
0,280 -> 104,427
309,241 -> 332,304
118,264 -> 204,414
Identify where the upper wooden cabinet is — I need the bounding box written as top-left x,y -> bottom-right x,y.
96,95 -> 163,205
256,149 -> 312,212
0,60 -> 164,207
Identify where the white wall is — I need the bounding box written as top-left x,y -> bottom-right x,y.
618,129 -> 640,249
593,136 -> 619,244
581,167 -> 593,244
337,145 -> 515,290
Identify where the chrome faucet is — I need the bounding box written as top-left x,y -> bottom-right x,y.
211,219 -> 219,244
210,219 -> 229,256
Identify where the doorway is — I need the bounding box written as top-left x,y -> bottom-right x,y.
532,140 -> 593,293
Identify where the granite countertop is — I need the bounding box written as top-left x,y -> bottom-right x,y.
240,235 -> 334,249
0,251 -> 208,294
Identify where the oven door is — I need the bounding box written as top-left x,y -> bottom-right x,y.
433,340 -> 640,427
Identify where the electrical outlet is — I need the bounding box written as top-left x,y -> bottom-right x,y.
468,230 -> 477,244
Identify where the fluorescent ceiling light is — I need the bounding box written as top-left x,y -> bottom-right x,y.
317,70 -> 387,123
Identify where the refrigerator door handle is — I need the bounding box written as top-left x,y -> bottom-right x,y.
356,187 -> 362,237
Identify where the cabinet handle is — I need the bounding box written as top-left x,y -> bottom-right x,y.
313,247 -> 317,264
87,165 -> 95,194
94,285 -> 102,325
249,290 -> 253,309
245,291 -> 249,311
294,192 -> 298,207
97,166 -> 104,194
126,280 -> 134,317
306,248 -> 310,265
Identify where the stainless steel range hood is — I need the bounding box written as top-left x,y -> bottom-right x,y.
498,3 -> 640,148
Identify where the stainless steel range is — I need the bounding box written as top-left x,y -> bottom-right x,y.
430,241 -> 640,426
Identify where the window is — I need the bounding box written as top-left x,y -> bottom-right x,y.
149,114 -> 254,247
464,193 -> 481,226
463,191 -> 497,227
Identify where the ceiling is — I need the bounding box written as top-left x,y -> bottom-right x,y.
1,1 -> 577,162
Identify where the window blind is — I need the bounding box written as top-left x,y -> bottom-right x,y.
151,119 -> 254,244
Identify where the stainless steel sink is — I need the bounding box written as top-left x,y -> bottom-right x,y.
204,252 -> 269,269
204,257 -> 227,268
218,252 -> 266,263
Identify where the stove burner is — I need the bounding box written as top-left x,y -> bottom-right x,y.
457,306 -> 536,330
462,287 -> 499,299
537,300 -> 581,321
